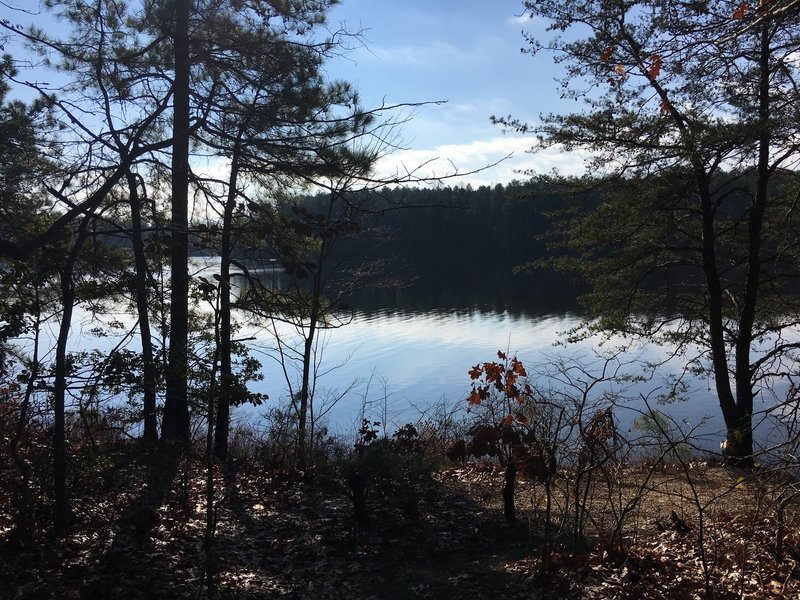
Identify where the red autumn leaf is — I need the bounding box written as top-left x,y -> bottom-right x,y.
511,357 -> 527,377
502,414 -> 514,427
485,362 -> 503,385
497,350 -> 507,360
660,98 -> 671,115
467,389 -> 482,405
468,365 -> 483,380
516,413 -> 529,425
615,63 -> 627,81
599,45 -> 615,62
733,1 -> 749,20
648,54 -> 662,80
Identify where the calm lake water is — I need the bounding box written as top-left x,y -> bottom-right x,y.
42,257 -> 791,457
225,261 -> 791,455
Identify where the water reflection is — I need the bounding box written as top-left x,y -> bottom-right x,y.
202,254 -> 584,319
347,267 -> 583,319
192,257 -> 791,455
245,299 -> 750,454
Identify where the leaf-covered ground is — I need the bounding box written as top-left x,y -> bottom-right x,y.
1,453 -> 799,599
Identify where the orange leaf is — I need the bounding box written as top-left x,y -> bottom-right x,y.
467,389 -> 482,405
512,357 -> 527,377
485,362 -> 503,385
516,413 -> 529,425
733,1 -> 749,20
468,365 -> 482,380
599,45 -> 615,62
502,414 -> 514,427
660,98 -> 670,115
648,54 -> 662,80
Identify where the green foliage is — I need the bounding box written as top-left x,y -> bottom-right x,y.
506,0 -> 800,462
0,55 -> 55,245
537,170 -> 800,347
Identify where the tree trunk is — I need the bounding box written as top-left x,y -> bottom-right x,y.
502,460 -> 517,523
213,150 -> 241,462
726,25 -> 772,467
718,26 -> 772,468
162,0 -> 191,444
297,263 -> 323,468
297,321 -> 315,467
53,219 -> 91,531
700,178 -> 749,463
722,411 -> 754,467
53,274 -> 72,531
204,354 -> 218,596
127,171 -> 158,447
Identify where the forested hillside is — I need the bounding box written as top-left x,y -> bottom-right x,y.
294,181 -> 583,315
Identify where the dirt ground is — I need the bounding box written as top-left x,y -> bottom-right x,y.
1,455 -> 799,599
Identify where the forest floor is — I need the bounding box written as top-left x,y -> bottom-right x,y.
1,450 -> 799,599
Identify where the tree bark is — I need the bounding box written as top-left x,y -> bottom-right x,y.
502,460 -> 517,523
721,26 -> 772,467
162,0 -> 191,444
127,171 -> 159,447
213,148 -> 241,462
53,219 -> 91,531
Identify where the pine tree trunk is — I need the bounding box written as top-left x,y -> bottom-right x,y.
162,0 -> 191,444
213,151 -> 241,462
127,172 -> 158,447
53,220 -> 91,530
53,269 -> 74,531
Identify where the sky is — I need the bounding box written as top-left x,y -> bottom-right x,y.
0,0 -> 585,187
323,0 -> 583,186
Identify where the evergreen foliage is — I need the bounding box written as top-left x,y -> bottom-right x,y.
498,0 -> 800,464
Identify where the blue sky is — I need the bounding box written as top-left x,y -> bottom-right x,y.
325,0 -> 582,185
0,1 -> 583,186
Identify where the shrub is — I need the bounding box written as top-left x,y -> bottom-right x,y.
326,419 -> 438,532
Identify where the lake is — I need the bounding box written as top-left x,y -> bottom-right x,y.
37,257 -> 790,458
224,260 -> 790,455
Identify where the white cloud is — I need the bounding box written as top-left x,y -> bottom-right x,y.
191,136 -> 590,195
370,135 -> 588,187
